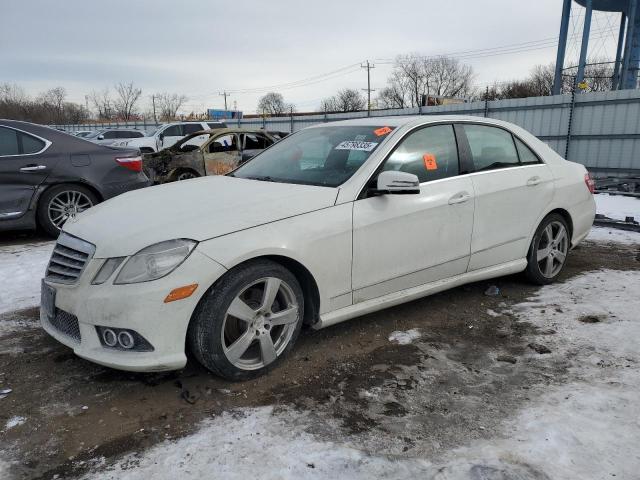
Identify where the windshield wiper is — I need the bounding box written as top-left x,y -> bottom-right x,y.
245,175 -> 277,182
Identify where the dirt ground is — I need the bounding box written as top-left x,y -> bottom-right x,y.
0,236 -> 638,479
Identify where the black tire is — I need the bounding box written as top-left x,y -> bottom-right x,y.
187,259 -> 304,381
170,169 -> 200,182
525,213 -> 571,285
36,184 -> 99,237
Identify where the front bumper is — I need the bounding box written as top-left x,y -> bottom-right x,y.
41,249 -> 227,372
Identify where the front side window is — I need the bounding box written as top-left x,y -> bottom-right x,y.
233,125 -> 395,187
102,131 -> 118,139
243,133 -> 268,150
463,125 -> 519,172
209,134 -> 238,153
381,124 -> 459,183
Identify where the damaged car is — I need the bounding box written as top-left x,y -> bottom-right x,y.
143,128 -> 277,183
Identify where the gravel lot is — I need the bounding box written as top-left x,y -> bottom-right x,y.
0,195 -> 639,479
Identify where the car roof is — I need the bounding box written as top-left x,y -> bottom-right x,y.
309,115 -> 515,129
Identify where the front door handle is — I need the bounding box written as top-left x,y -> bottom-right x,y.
448,191 -> 472,205
19,165 -> 47,172
527,176 -> 541,186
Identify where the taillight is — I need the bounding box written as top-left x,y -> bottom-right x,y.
115,156 -> 142,173
584,172 -> 595,194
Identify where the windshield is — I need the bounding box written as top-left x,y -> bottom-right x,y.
232,125 -> 395,187
85,130 -> 105,139
172,132 -> 213,152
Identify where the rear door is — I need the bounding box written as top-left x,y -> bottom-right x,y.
0,126 -> 56,220
460,123 -> 554,271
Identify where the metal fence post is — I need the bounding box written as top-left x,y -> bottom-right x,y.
484,86 -> 490,117
564,80 -> 577,160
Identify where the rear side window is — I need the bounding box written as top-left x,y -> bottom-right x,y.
207,122 -> 224,129
0,127 -> 19,155
0,127 -> 45,155
515,137 -> 540,165
381,124 -> 459,183
20,132 -> 45,153
243,133 -> 268,150
183,124 -> 204,135
102,131 -> 118,139
463,125 -> 519,172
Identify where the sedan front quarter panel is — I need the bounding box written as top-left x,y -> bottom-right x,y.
197,202 -> 354,315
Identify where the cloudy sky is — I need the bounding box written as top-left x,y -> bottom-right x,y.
1,0 -> 621,115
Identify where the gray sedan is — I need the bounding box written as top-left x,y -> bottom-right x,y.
0,120 -> 150,236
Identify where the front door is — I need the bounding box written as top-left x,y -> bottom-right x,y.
460,124 -> 554,271
0,126 -> 55,221
203,133 -> 241,175
352,124 -> 475,303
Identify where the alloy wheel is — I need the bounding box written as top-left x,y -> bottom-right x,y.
47,190 -> 94,229
221,277 -> 299,370
177,171 -> 197,181
536,220 -> 569,278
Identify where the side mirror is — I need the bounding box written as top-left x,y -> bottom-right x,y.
374,170 -> 420,195
97,134 -> 104,140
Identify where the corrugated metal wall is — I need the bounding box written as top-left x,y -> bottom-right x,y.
228,89 -> 640,173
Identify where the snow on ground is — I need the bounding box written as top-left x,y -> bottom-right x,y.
388,329 -> 421,345
0,241 -> 53,316
81,269 -> 640,480
595,193 -> 640,220
586,226 -> 640,244
4,417 -> 26,431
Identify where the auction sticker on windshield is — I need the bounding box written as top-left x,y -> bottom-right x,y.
335,140 -> 379,151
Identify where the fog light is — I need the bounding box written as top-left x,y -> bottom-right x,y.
102,328 -> 118,347
118,331 -> 135,349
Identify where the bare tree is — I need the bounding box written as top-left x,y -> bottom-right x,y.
113,82 -> 142,120
155,92 -> 188,121
0,83 -> 87,124
89,88 -> 113,120
380,54 -> 475,108
257,92 -> 293,116
320,88 -> 366,112
39,87 -> 67,123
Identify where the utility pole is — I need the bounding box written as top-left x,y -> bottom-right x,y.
151,94 -> 157,123
361,60 -> 375,116
219,91 -> 229,111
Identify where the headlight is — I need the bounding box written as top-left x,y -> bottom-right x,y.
114,239 -> 197,284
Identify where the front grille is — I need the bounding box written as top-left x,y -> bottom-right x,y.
48,309 -> 81,343
45,232 -> 95,284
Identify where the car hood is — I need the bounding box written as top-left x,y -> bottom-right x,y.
63,176 -> 338,258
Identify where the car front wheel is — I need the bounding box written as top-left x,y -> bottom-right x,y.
525,213 -> 570,285
188,260 -> 304,380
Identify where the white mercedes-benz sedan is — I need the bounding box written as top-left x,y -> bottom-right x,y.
41,116 -> 595,380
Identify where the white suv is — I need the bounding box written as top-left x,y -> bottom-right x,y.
117,121 -> 226,153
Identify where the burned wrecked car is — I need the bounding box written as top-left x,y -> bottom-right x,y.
143,128 -> 277,183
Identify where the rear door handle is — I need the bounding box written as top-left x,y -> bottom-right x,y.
19,165 -> 47,172
448,191 -> 472,205
527,176 -> 541,186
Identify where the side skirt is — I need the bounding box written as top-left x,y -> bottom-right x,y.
314,259 -> 527,330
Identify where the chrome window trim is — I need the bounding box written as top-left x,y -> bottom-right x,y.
0,125 -> 52,157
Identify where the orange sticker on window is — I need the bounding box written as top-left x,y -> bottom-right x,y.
423,153 -> 438,170
374,126 -> 392,137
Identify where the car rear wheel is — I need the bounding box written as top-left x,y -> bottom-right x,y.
37,184 -> 98,237
525,213 -> 570,285
174,170 -> 200,181
188,260 -> 304,380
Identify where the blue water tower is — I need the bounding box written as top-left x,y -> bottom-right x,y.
553,0 -> 640,93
